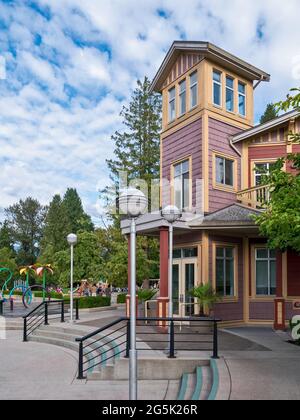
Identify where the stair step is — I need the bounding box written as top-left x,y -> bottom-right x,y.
200,366 -> 212,400
164,380 -> 181,400
191,367 -> 203,400
184,373 -> 197,400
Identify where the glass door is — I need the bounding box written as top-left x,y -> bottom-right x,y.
172,258 -> 198,317
172,262 -> 180,316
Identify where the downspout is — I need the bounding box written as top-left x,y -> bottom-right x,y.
229,136 -> 241,157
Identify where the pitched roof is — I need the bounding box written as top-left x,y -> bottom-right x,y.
150,41 -> 270,92
188,204 -> 262,228
231,110 -> 300,144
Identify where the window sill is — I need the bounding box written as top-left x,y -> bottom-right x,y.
213,183 -> 237,193
217,297 -> 239,304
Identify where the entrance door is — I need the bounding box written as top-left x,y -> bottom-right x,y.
172,258 -> 198,317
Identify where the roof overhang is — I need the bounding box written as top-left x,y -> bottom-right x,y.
150,41 -> 270,93
232,110 -> 300,144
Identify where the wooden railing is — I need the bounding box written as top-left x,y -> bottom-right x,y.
237,185 -> 269,209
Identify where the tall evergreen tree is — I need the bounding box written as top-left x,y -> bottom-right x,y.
41,194 -> 71,254
260,103 -> 278,124
63,188 -> 94,233
0,220 -> 13,250
105,77 -> 161,206
5,197 -> 46,265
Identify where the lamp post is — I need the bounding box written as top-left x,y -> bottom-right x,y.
119,187 -> 148,401
67,233 -> 78,323
161,205 -> 182,335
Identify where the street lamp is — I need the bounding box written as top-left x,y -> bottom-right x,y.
67,233 -> 78,323
119,187 -> 148,401
161,205 -> 182,328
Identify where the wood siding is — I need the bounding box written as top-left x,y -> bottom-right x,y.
162,53 -> 203,88
161,118 -> 202,208
208,117 -> 242,212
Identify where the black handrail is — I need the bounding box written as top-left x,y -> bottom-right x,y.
23,299 -> 79,342
76,316 -> 221,380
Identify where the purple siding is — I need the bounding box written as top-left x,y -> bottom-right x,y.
208,118 -> 242,212
162,118 -> 202,208
249,302 -> 273,320
209,235 -> 244,321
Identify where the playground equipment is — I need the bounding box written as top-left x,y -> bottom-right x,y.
0,267 -> 13,295
22,285 -> 51,309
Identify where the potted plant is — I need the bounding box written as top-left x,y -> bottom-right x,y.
137,288 -> 157,317
189,283 -> 221,317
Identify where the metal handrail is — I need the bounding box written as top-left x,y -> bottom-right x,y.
76,316 -> 221,380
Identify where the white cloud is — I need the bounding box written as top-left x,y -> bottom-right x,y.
0,0 -> 300,224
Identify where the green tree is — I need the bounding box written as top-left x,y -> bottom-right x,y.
5,197 -> 46,265
41,194 -> 71,254
260,103 -> 278,124
0,247 -> 18,288
0,221 -> 13,250
103,77 -> 161,214
63,188 -> 94,233
255,88 -> 300,252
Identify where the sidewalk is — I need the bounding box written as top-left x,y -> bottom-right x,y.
222,327 -> 300,400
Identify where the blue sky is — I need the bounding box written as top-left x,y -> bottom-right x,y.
0,0 -> 299,225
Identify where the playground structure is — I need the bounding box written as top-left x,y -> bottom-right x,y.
0,264 -> 54,310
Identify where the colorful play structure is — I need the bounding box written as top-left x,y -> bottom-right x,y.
0,264 -> 54,309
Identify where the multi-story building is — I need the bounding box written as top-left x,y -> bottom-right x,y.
121,41 -> 300,329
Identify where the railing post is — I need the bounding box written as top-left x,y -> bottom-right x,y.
44,302 -> 49,326
23,318 -> 27,342
168,320 -> 176,359
10,298 -> 13,312
77,341 -> 85,380
61,300 -> 65,323
0,300 -> 3,316
212,321 -> 219,359
75,299 -> 79,321
125,320 -> 130,358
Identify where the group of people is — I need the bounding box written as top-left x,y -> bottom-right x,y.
77,280 -> 111,297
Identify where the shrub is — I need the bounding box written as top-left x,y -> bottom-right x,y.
117,293 -> 127,304
64,295 -> 111,309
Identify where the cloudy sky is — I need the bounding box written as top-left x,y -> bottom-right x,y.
0,0 -> 299,225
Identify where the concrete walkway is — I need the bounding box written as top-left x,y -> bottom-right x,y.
0,330 -> 171,400
222,327 -> 300,400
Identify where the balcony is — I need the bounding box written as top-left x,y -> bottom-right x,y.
237,185 -> 269,209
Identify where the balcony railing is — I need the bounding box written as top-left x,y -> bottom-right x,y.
237,185 -> 269,209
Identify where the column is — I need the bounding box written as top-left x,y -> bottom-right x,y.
157,227 -> 169,323
274,251 -> 286,330
126,234 -> 138,317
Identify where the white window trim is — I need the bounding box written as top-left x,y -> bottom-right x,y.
213,70 -> 222,107
255,248 -> 276,297
179,79 -> 186,116
189,71 -> 198,110
168,86 -> 176,122
226,76 -> 235,113
238,81 -> 246,117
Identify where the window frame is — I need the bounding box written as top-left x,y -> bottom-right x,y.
225,75 -> 235,113
179,79 -> 187,116
212,151 -> 238,192
189,70 -> 198,110
238,81 -> 246,117
168,86 -> 176,122
212,243 -> 238,300
171,157 -> 192,211
254,247 -> 277,297
212,69 -> 222,107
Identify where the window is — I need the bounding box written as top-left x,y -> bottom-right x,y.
190,71 -> 198,109
173,247 -> 198,259
226,76 -> 234,112
213,70 -> 222,106
168,86 -> 176,122
255,248 -> 276,296
238,82 -> 246,116
216,247 -> 235,297
179,79 -> 186,116
254,162 -> 276,186
215,155 -> 234,187
173,159 -> 190,210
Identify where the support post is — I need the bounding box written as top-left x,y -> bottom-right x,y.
168,320 -> 176,359
212,321 -> 219,359
157,227 -> 169,327
274,251 -> 286,331
61,300 -> 65,323
44,302 -> 49,326
23,317 -> 27,342
129,218 -> 137,401
77,341 -> 85,380
75,299 -> 79,321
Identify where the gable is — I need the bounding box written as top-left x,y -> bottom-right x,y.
162,53 -> 204,89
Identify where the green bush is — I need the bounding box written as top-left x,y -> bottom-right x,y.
64,295 -> 111,309
117,293 -> 127,304
33,291 -> 64,299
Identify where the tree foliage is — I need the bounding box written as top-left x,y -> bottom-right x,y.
255,87 -> 300,252
63,188 -> 94,233
260,103 -> 278,124
5,197 -> 46,265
